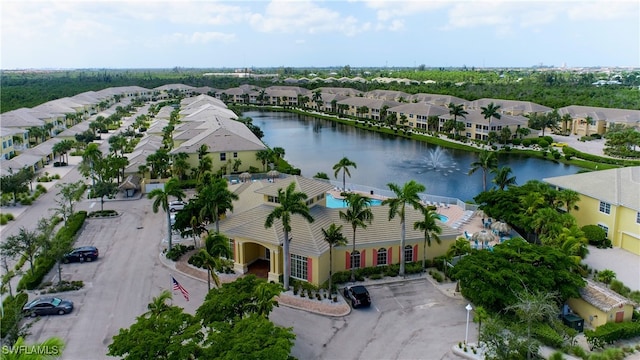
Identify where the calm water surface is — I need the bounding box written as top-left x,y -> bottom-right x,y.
249,111 -> 581,202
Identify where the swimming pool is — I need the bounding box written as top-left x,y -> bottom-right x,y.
325,194 -> 449,223
325,194 -> 382,208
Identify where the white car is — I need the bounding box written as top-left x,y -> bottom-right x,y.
169,200 -> 185,212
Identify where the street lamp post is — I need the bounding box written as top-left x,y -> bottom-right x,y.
465,303 -> 473,344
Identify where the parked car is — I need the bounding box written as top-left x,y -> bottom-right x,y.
63,246 -> 99,263
343,285 -> 371,308
169,200 -> 185,212
23,297 -> 74,317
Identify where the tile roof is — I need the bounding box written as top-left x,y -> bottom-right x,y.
579,280 -> 636,312
219,176 -> 461,257
544,166 -> 640,211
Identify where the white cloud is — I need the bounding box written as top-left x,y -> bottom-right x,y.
249,0 -> 369,36
166,31 -> 236,44
363,0 -> 447,21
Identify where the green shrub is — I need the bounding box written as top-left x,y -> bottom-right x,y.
585,322 -> 640,350
166,244 -> 194,261
5,213 -> 15,221
0,216 -> 7,225
609,280 -> 630,297
596,269 -> 616,284
512,138 -> 521,146
20,197 -> 32,205
0,292 -> 29,340
369,273 -> 383,280
539,140 -> 550,148
582,225 -> 607,247
331,270 -> 352,285
542,136 -> 554,144
522,139 -> 532,147
533,323 -> 564,348
431,271 -> 444,282
552,151 -> 561,160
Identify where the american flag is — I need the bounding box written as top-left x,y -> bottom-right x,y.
171,276 -> 189,301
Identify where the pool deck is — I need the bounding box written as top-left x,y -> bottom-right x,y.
327,189 -> 501,247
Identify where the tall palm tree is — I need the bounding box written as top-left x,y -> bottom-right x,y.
148,178 -> 185,251
413,207 -> 442,272
447,103 -> 468,137
490,166 -> 517,190
321,224 -> 347,295
198,177 -> 238,234
256,149 -> 272,172
264,182 -> 314,290
480,102 -> 501,144
468,150 -> 498,192
381,180 -> 426,277
80,143 -> 103,186
339,193 -> 373,282
332,157 -> 357,191
192,248 -> 221,291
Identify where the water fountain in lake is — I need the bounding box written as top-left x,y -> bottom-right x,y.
418,148 -> 460,176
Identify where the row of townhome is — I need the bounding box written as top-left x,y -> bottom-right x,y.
212,85 -> 640,140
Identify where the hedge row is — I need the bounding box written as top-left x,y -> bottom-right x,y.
0,292 -> 29,341
330,261 -> 427,286
17,211 -> 87,291
585,321 -> 640,350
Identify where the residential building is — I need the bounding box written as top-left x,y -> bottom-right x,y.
544,167 -> 640,255
557,105 -> 640,137
0,127 -> 28,159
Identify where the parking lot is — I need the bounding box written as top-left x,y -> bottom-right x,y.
270,279 -> 475,360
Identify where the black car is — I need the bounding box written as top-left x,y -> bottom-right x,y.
343,285 -> 371,308
63,246 -> 99,263
23,297 -> 74,317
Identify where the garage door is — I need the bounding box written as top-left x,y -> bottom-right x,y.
620,233 -> 640,255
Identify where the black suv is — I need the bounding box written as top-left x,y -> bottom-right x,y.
63,246 -> 99,263
343,285 -> 371,308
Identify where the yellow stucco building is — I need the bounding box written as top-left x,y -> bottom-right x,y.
567,280 -> 636,328
218,176 -> 461,287
545,167 -> 640,255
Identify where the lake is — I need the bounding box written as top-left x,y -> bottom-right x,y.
248,111 -> 581,202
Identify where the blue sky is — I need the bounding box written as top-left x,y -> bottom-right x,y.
2,0 -> 638,69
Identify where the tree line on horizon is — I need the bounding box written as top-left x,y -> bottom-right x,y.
2,68 -> 639,113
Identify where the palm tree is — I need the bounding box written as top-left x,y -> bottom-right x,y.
490,166 -> 517,190
561,113 -> 573,135
80,143 -> 103,186
145,290 -> 172,317
507,290 -> 558,360
332,157 -> 357,191
413,207 -> 442,272
247,281 -> 282,317
480,102 -> 501,144
264,182 -> 313,290
321,224 -> 347,295
192,248 -> 221,291
556,189 -> 580,213
148,178 -> 185,251
339,193 -> 373,282
468,150 -> 498,192
381,180 -> 425,277
447,103 -> 468,137
172,152 -> 191,180
256,149 -> 272,172
198,177 -> 238,234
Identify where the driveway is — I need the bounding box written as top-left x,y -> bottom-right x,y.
269,278 -> 475,360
